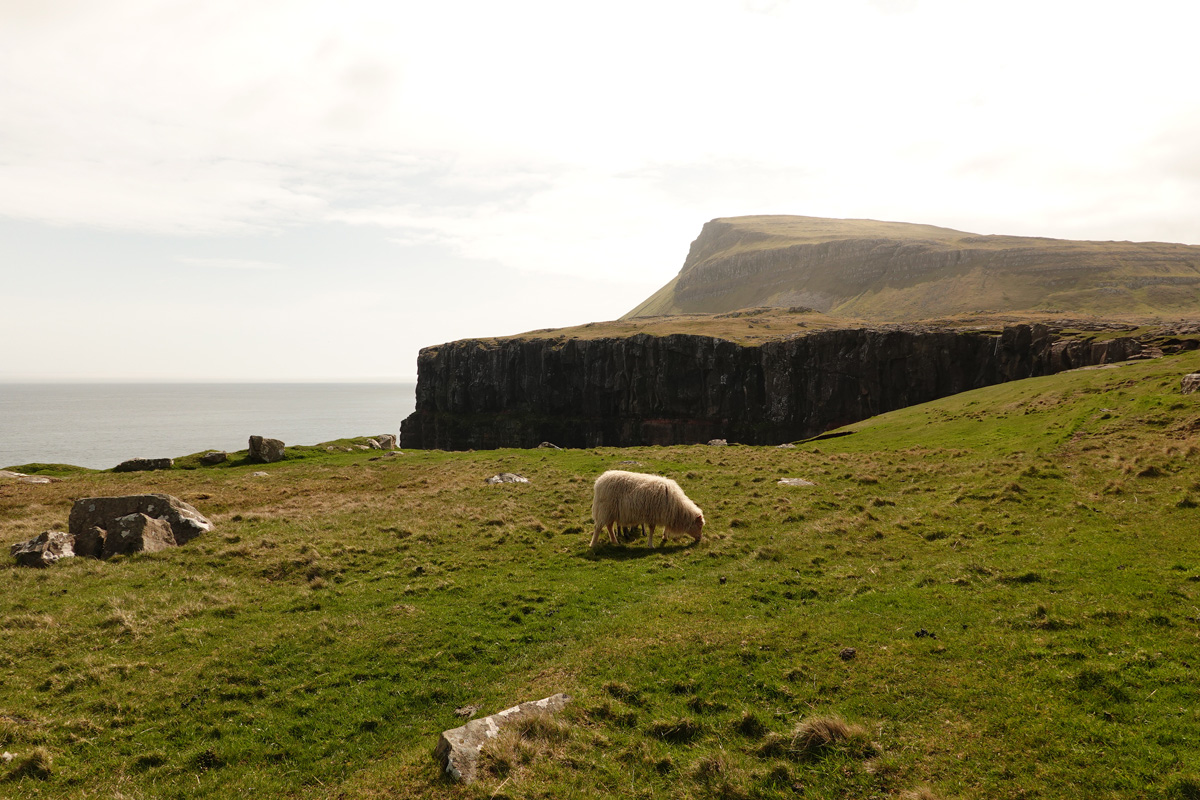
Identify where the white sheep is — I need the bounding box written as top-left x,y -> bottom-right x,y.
590,470 -> 704,549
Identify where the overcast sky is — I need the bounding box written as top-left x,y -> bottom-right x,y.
3,0 -> 1198,381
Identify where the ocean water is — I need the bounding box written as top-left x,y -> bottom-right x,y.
0,382 -> 416,470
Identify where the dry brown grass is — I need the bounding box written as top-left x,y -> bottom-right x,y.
789,715 -> 876,760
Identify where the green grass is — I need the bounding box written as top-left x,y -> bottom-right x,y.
4,352 -> 1200,798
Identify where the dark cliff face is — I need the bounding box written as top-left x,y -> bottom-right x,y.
399,325 -> 1143,450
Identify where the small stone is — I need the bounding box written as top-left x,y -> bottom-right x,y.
839,647 -> 857,661
376,434 -> 398,449
252,471 -> 270,477
454,704 -> 481,718
199,451 -> 228,465
707,438 -> 728,446
367,438 -> 382,450
1182,373 -> 1200,394
776,443 -> 797,448
537,441 -> 561,449
486,473 -> 529,484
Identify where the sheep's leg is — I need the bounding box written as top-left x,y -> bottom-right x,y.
590,522 -> 604,549
647,524 -> 657,548
607,522 -> 618,545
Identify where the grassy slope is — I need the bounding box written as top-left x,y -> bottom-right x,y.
627,215 -> 1200,321
4,354 -> 1200,798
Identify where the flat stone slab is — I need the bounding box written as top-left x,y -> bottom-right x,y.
778,478 -> 816,487
434,693 -> 571,783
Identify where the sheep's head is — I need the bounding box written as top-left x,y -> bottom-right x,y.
688,512 -> 705,542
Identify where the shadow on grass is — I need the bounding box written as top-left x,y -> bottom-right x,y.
577,542 -> 696,561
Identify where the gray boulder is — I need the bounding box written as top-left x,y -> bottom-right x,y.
69,494 -> 213,547
112,457 -> 173,473
249,436 -> 285,463
199,451 -> 228,465
435,694 -> 571,783
376,434 -> 397,450
74,526 -> 106,559
11,531 -> 75,568
102,513 -> 176,558
1183,373 -> 1200,394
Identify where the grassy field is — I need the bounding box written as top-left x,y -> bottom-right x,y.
4,350 -> 1200,799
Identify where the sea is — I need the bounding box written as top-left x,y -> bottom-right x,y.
0,382 -> 416,470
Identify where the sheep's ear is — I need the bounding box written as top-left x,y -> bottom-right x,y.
695,514 -> 704,524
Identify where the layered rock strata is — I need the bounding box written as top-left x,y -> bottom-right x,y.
400,324 -> 1145,450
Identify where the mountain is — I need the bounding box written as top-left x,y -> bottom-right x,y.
624,215 -> 1200,321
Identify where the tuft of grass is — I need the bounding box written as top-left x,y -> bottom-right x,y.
647,718 -> 702,744
788,715 -> 876,760
5,747 -> 52,781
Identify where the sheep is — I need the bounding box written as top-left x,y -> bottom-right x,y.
590,470 -> 704,549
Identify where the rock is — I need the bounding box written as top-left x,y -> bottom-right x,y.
1183,373 -> 1200,394
366,438 -> 382,449
776,443 -> 797,448
74,526 -> 106,559
0,470 -> 26,479
69,494 -> 213,547
707,439 -> 728,446
454,704 -> 481,718
537,441 -> 561,449
248,435 -> 285,463
19,476 -> 55,484
376,434 -> 397,449
777,474 -> 816,489
199,451 -> 227,465
10,531 -> 75,568
102,513 -> 176,558
435,693 -> 571,783
839,647 -> 857,661
112,457 -> 173,473
252,471 -> 270,477
486,473 -> 529,484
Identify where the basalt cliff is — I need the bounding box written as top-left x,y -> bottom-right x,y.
399,321 -> 1167,450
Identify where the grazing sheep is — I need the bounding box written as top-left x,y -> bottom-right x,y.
591,470 -> 704,549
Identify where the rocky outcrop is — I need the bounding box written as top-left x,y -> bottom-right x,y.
113,457 -> 173,472
69,494 -> 213,546
248,436 -> 285,463
1183,373 -> 1200,394
400,325 -> 1145,450
11,495 -> 213,567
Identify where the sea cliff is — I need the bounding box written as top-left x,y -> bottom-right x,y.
399,324 -> 1144,449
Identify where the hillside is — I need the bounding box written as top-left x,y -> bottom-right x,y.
5,351 -> 1200,798
624,215 -> 1200,321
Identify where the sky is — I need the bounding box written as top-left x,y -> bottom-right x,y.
2,0 -> 1198,381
